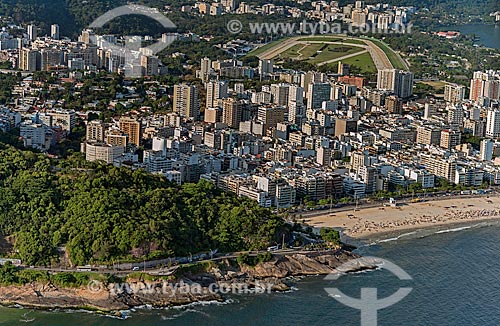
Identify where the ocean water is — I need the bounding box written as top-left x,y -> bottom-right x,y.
2,221 -> 500,325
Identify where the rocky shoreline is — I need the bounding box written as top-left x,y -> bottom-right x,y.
0,250 -> 368,314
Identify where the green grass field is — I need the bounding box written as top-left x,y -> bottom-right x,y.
297,43 -> 325,58
247,35 -> 406,74
308,45 -> 363,64
276,43 -> 365,65
365,37 -> 407,70
340,39 -> 367,45
417,81 -> 446,92
248,39 -> 285,57
325,52 -> 377,74
278,44 -> 302,58
278,43 -> 325,59
343,52 -> 377,74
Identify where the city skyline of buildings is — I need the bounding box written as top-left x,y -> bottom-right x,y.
0,1 -> 498,209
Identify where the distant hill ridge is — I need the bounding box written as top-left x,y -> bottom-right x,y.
0,0 -> 125,37
0,0 -> 497,37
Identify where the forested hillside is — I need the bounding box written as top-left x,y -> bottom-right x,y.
350,0 -> 498,15
0,0 -> 497,38
0,0 -> 76,36
0,0 -> 173,37
0,143 -> 285,267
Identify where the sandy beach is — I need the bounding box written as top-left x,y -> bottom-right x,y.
305,196 -> 500,239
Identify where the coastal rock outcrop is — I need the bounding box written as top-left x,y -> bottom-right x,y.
0,250 -> 364,313
240,251 -> 360,278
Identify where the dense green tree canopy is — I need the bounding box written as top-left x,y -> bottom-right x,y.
0,144 -> 284,266
0,0 -> 497,38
